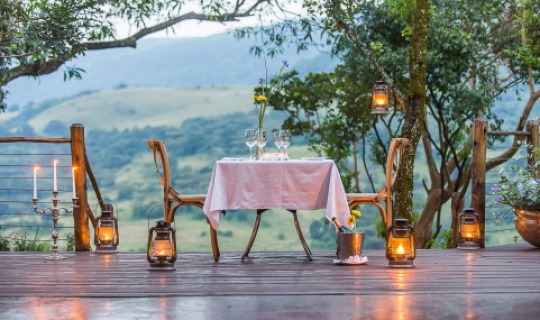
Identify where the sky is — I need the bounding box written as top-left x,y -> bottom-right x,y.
115,1 -> 305,39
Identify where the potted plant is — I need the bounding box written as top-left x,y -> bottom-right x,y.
491,152 -> 540,247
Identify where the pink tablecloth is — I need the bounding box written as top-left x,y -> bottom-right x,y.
202,159 -> 350,230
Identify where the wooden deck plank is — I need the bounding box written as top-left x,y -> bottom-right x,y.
1,245 -> 539,318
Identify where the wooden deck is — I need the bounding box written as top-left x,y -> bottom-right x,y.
1,245 -> 539,319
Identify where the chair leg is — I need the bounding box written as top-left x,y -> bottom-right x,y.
290,210 -> 313,260
207,218 -> 220,262
241,209 -> 265,259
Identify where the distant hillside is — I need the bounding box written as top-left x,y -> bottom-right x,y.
5,32 -> 339,107
27,85 -> 254,134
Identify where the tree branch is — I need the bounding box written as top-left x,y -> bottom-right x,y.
327,1 -> 406,110
5,1 -> 271,82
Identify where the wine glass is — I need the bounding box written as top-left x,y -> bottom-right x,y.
244,129 -> 257,159
273,131 -> 284,155
281,129 -> 291,157
256,128 -> 267,159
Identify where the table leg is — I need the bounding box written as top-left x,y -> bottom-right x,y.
241,209 -> 266,259
290,210 -> 313,260
208,219 -> 220,262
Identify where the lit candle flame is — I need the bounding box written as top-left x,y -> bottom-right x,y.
397,245 -> 405,255
466,232 -> 472,239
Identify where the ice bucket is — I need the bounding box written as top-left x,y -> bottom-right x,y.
337,232 -> 365,260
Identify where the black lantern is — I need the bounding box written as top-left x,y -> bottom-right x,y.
147,220 -> 176,271
386,218 -> 416,268
457,208 -> 481,249
372,80 -> 389,115
94,204 -> 119,253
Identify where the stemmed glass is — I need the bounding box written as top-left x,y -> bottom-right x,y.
273,131 -> 284,155
281,129 -> 291,157
256,128 -> 267,159
244,129 -> 257,159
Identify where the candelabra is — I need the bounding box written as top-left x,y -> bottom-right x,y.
33,192 -> 79,260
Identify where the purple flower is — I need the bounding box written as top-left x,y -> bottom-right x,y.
282,60 -> 289,67
491,187 -> 501,193
496,196 -> 503,202
259,78 -> 265,85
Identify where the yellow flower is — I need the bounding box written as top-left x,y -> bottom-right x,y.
253,94 -> 267,102
351,210 -> 362,218
347,215 -> 356,225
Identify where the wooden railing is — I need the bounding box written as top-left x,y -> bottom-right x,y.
0,123 -> 105,251
452,117 -> 540,247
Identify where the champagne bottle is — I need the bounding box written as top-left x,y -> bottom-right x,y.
331,217 -> 353,233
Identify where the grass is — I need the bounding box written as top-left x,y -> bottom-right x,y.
117,209 -> 329,253
28,85 -> 254,134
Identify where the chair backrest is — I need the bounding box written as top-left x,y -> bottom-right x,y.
148,140 -> 178,220
148,139 -> 171,191
384,138 -> 409,193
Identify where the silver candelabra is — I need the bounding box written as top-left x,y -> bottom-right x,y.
33,192 -> 78,260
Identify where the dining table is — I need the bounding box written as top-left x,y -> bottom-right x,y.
202,157 -> 351,261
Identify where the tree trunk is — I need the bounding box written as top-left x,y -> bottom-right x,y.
394,0 -> 431,226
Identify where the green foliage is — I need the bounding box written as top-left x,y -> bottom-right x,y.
0,0 -> 281,110
11,230 -> 50,252
217,230 -> 234,237
491,150 -> 540,211
0,226 -> 9,251
523,0 -> 540,61
309,218 -> 337,250
65,232 -> 75,252
429,228 -> 453,249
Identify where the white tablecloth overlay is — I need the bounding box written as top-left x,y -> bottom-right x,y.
202,159 -> 350,230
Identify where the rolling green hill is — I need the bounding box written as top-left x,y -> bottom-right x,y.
28,85 -> 254,134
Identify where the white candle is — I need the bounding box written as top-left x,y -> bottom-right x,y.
53,160 -> 58,192
33,167 -> 39,199
72,167 -> 77,198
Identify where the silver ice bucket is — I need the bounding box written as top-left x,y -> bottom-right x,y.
337,232 -> 365,260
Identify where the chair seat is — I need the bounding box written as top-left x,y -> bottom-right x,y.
346,192 -> 388,201
168,194 -> 206,203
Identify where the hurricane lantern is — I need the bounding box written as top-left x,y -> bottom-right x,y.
457,208 -> 481,249
386,218 -> 416,268
147,220 -> 176,271
94,204 -> 119,253
372,80 -> 389,115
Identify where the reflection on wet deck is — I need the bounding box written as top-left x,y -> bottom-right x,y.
1,245 -> 539,319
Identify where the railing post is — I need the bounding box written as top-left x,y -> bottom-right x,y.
526,120 -> 539,176
70,124 -> 91,251
471,117 -> 487,248
451,192 -> 464,248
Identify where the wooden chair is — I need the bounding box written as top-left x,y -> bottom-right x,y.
346,138 -> 409,231
148,139 -> 220,262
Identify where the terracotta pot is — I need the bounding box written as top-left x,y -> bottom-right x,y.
513,209 -> 540,248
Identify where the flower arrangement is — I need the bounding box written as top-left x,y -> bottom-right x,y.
253,59 -> 289,129
491,151 -> 540,211
347,209 -> 362,232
